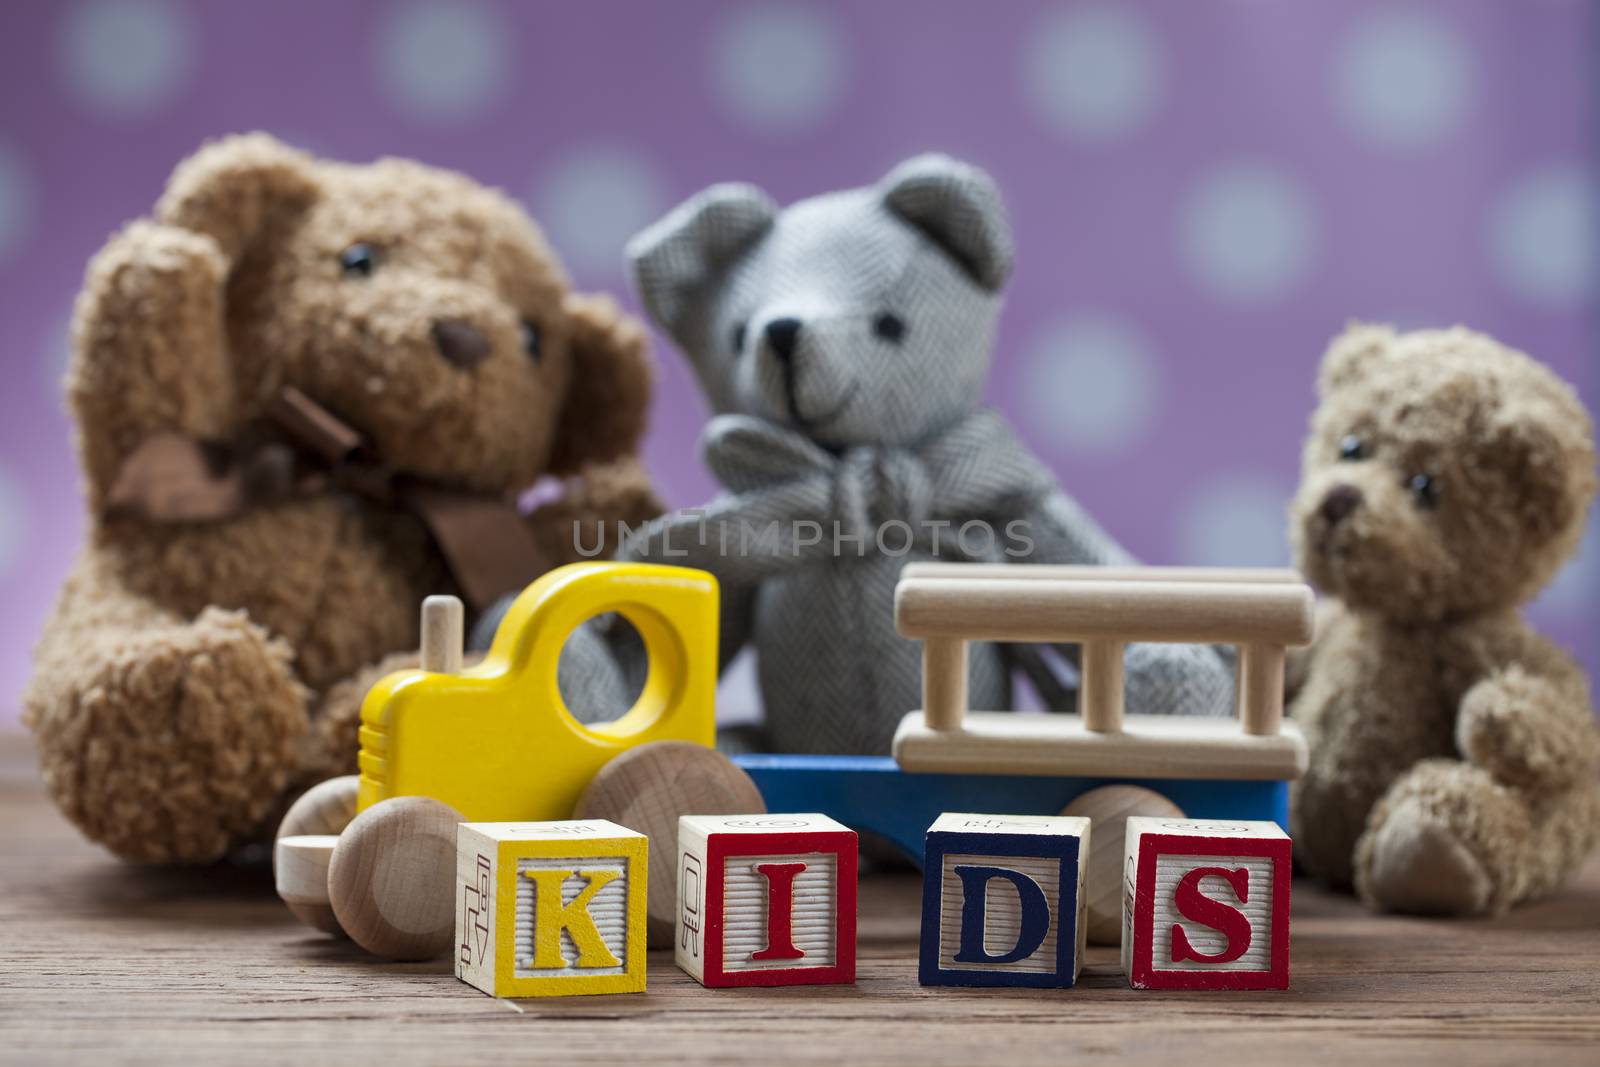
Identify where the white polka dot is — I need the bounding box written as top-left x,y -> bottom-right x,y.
1183,163 -> 1316,303
374,1 -> 510,123
1348,309 -> 1443,334
1489,166 -> 1596,307
1177,474 -> 1292,567
1335,9 -> 1471,147
0,142 -> 34,264
46,302 -> 75,400
1016,314 -> 1159,456
265,131 -> 337,160
711,3 -> 848,134
0,463 -> 28,579
716,647 -> 762,728
1023,4 -> 1161,141
1531,512 -> 1598,621
535,147 -> 668,280
59,0 -> 193,119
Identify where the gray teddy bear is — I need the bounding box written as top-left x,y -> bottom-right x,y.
611,154 -> 1234,755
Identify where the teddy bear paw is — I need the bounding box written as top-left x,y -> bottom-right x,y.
1357,799 -> 1494,917
38,609 -> 309,863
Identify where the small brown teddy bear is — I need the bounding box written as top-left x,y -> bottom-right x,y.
1288,323 -> 1600,916
23,134 -> 660,864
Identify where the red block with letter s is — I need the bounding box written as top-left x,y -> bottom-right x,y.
1121,817 -> 1291,990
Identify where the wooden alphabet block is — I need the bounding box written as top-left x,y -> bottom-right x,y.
1122,816 -> 1291,990
918,813 -> 1088,988
674,813 -> 857,987
455,819 -> 647,998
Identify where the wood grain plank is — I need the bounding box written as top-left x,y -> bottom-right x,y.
892,712 -> 1309,780
0,734 -> 1596,1066
894,576 -> 1315,646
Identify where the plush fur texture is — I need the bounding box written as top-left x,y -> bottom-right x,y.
1288,323 -> 1600,915
619,155 -> 1234,757
23,134 -> 660,864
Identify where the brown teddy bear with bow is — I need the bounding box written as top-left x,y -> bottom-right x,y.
1289,323 -> 1599,915
23,134 -> 660,864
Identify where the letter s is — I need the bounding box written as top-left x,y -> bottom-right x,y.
1169,866 -> 1252,964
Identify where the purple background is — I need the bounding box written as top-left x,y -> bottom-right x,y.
0,0 -> 1595,729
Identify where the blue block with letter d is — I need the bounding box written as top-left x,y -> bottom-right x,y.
918,813 -> 1088,988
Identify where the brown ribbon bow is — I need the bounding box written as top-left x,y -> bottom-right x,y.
104,387 -> 546,614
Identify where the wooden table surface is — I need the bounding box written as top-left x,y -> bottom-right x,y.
2,735 -> 1597,1066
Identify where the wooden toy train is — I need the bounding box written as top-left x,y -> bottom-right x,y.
277,561 -> 1313,993
735,561 -> 1313,856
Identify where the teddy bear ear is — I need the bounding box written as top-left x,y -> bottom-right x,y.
1489,390 -> 1596,546
155,132 -> 321,262
880,153 -> 1014,292
626,183 -> 779,344
547,292 -> 654,475
1318,321 -> 1397,395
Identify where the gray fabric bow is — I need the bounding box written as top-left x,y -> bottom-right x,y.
628,410 -> 1057,572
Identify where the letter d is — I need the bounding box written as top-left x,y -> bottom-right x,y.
952,865 -> 1051,965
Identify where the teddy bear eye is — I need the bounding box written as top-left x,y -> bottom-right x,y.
339,243 -> 378,277
1408,473 -> 1440,509
873,311 -> 907,344
520,319 -> 542,361
1338,434 -> 1367,461
730,321 -> 748,355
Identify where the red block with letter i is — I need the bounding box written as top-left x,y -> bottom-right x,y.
1122,817 -> 1291,990
674,813 -> 857,988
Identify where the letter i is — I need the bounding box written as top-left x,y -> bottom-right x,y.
750,861 -> 807,961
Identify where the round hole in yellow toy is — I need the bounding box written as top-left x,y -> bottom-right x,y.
543,594 -> 690,743
554,611 -> 649,726
484,563 -> 708,745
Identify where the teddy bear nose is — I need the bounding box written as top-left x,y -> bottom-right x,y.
764,317 -> 803,362
431,318 -> 491,369
1319,483 -> 1364,526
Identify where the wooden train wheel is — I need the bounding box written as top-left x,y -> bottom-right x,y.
576,741 -> 766,948
1061,784 -> 1185,945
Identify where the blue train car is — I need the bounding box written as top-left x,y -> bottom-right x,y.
734,754 -> 1288,863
